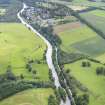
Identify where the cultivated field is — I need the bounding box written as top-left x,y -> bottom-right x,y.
0,88 -> 54,105
65,59 -> 105,105
0,23 -> 49,82
54,15 -> 105,62
79,9 -> 105,62
80,10 -> 105,35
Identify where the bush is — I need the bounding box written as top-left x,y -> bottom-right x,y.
96,67 -> 105,75
58,87 -> 66,102
48,95 -> 58,105
76,94 -> 89,105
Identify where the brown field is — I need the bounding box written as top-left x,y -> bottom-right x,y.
68,5 -> 88,11
54,22 -> 83,34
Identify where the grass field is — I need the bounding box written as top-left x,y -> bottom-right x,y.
0,88 -> 54,105
65,59 -> 105,105
0,23 -> 49,81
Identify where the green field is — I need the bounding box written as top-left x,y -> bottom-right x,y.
0,88 -> 54,105
86,10 -> 105,17
54,18 -> 105,62
80,10 -> 105,35
0,23 -> 49,81
65,59 -> 105,105
79,10 -> 105,62
71,36 -> 105,57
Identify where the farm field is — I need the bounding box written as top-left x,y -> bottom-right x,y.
79,9 -> 105,62
65,59 -> 105,105
0,23 -> 49,82
54,20 -> 105,56
70,0 -> 105,7
0,88 -> 54,105
80,10 -> 105,35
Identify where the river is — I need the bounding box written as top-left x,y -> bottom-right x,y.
17,3 -> 71,105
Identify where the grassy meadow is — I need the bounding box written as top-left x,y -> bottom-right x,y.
65,59 -> 105,105
0,88 -> 54,105
0,23 -> 49,81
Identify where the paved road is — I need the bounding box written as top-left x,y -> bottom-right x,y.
17,3 -> 71,105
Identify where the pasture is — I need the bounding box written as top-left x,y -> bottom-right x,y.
65,59 -> 105,105
0,88 -> 54,105
0,23 -> 49,81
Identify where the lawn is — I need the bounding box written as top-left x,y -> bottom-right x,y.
65,59 -> 105,105
0,23 -> 49,81
0,88 -> 54,105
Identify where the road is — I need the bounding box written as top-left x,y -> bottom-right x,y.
17,3 -> 71,105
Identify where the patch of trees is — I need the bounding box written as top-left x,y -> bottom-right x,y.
40,25 -> 62,46
58,87 -> 66,102
57,49 -> 85,65
54,89 -> 61,105
76,94 -> 89,105
0,81 -> 33,100
25,81 -> 54,88
48,95 -> 59,105
81,61 -> 91,67
0,74 -> 54,101
96,67 -> 105,75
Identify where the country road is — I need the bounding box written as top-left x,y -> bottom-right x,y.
17,3 -> 71,105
